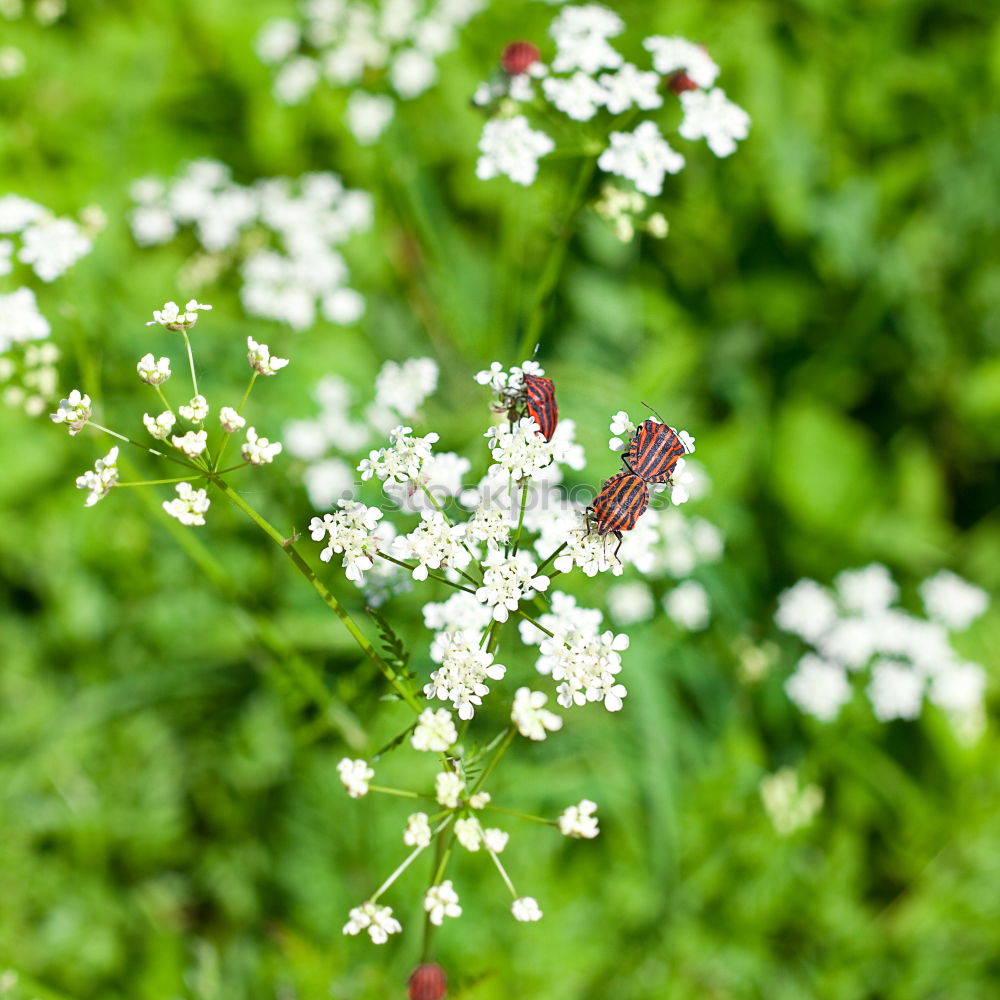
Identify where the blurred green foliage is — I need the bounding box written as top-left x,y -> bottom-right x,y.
1,0 -> 998,998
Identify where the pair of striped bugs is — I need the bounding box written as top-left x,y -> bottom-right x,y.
499,371 -> 688,559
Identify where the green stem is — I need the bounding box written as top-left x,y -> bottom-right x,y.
470,727 -> 516,795
516,156 -> 596,361
180,329 -> 198,398
535,541 -> 567,576
116,476 -> 197,487
154,385 -> 172,414
483,804 -> 555,825
215,478 -> 423,715
369,785 -> 424,799
88,421 -> 197,472
511,478 -> 530,554
214,373 -> 257,471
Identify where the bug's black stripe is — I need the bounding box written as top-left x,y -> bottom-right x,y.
594,473 -> 648,534
523,376 -> 558,440
630,422 -> 685,481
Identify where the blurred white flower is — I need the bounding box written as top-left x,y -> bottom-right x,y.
511,686 -> 563,740
679,87 -> 750,157
919,570 -> 988,631
512,896 -> 543,922
784,653 -> 851,722
663,579 -> 710,631
337,757 -> 374,798
424,881 -> 462,925
558,799 -> 599,839
598,121 -> 685,197
411,707 -> 458,751
342,901 -> 401,944
476,116 -> 555,186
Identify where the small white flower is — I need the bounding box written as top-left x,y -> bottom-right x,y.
171,429 -> 208,458
558,799 -> 600,839
398,510 -> 472,581
136,353 -> 171,385
18,218 -> 91,282
219,406 -> 246,433
511,687 -> 564,741
537,627 -> 629,712
273,55 -> 320,104
424,631 -> 506,720
550,4 -> 623,74
247,336 -> 289,376
75,446 -> 119,507
162,482 -> 211,526
643,35 -> 719,88
553,517 -> 626,578
485,417 -> 554,479
929,661 -> 986,715
435,770 -> 464,808
919,571 -> 988,631
143,410 -> 176,440
403,812 -> 432,848
242,426 -> 283,465
309,501 -> 383,583
784,654 -> 851,722
664,580 -> 710,631
342,901 -> 401,944
679,88 -> 751,158
598,121 -> 685,197
411,708 -> 458,752
337,757 -> 374,798
608,409 -> 635,451
454,817 -> 482,852
476,116 -> 555,186
0,287 -> 50,351
255,17 -> 300,64
359,425 -> 440,483
146,299 -> 212,330
424,881 -> 462,926
476,548 -> 550,624
373,357 -> 438,418
760,768 -> 824,836
834,564 -> 898,614
467,504 -> 513,548
469,791 -> 491,810
598,63 -> 663,113
346,91 -> 396,145
50,389 -> 91,435
0,194 -> 45,233
867,659 -> 924,721
483,827 -> 509,853
512,896 -> 543,922
178,394 -> 209,422
542,72 -> 608,121
606,581 -> 655,625
775,579 -> 838,643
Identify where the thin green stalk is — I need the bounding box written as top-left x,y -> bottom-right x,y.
511,478 -> 530,554
88,421 -> 197,472
535,541 -> 567,576
215,478 -> 423,714
516,156 -> 597,361
213,372 -> 258,471
180,329 -> 199,397
482,804 -> 554,825
420,817 -> 457,963
470,727 -> 516,795
116,476 -> 197,487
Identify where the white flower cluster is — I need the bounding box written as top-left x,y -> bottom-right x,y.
0,194 -> 93,283
129,160 -> 371,330
759,767 -> 824,836
424,630 -> 506,719
0,339 -> 58,415
75,446 -> 119,507
359,425 -> 440,484
473,5 -> 749,196
778,564 -> 989,736
310,501 -> 384,582
255,0 -> 486,142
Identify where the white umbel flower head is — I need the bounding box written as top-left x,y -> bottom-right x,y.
598,121 -> 685,197
558,799 -> 600,839
403,812 -> 432,848
663,580 -> 710,631
142,410 -> 175,440
18,218 -> 91,282
75,446 -> 119,507
247,336 -> 289,376
643,35 -> 719,88
834,564 -> 898,614
550,4 -> 623,74
0,287 -> 50,351
424,881 -> 462,926
476,547 -> 550,623
359,425 -> 440,484
162,482 -> 211,526
411,708 -> 458,752
511,687 -> 563,740
172,429 -> 208,458
537,628 -> 629,711
424,631 -> 506,720
679,88 -> 751,158
50,389 -> 91,435
398,510 -> 472,581
337,757 -> 374,798
435,770 -> 465,808
476,115 -> 555,186
598,63 -> 663,113
512,896 -> 543,922
485,417 -> 554,479
867,659 -> 923,721
219,406 -> 246,433
784,654 -> 851,722
919,571 -> 988,631
146,299 -> 212,330
342,901 -> 401,944
178,394 -> 209,422
373,357 -> 438,418
542,71 -> 608,121
242,426 -> 283,465
136,353 -> 171,385
553,516 -> 626,578
309,501 -> 383,582
775,579 -> 838,643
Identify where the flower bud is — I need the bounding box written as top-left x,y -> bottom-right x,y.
501,41 -> 540,76
408,963 -> 447,1000
667,71 -> 699,94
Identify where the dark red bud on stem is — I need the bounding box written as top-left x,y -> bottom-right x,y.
408,963 -> 448,1000
667,71 -> 699,94
501,41 -> 540,76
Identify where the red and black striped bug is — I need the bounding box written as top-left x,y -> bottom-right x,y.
624,418 -> 688,482
521,372 -> 558,441
586,471 -> 650,559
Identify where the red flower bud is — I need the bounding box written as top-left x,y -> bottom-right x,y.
501,41 -> 540,76
667,71 -> 699,94
408,963 -> 448,1000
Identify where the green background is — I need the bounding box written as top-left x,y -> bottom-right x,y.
1,1 -> 998,997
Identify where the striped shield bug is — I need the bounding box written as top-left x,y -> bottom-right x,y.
624,418 -> 688,483
522,372 -> 558,441
586,471 -> 649,559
